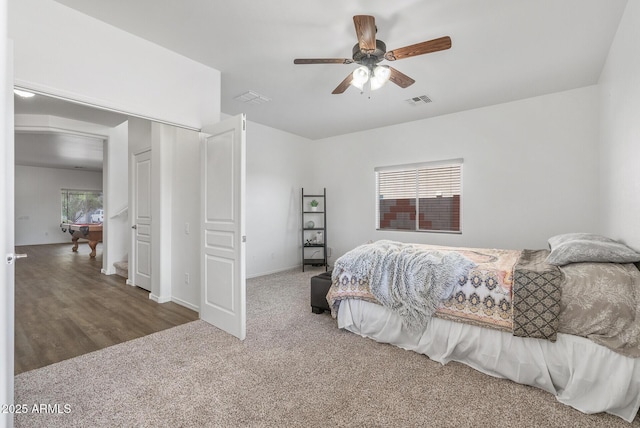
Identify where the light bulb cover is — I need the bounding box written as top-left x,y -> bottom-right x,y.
370,65 -> 391,91
351,66 -> 370,90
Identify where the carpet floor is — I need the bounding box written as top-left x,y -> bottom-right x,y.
14,268 -> 640,427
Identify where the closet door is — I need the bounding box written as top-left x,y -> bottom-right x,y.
132,149 -> 152,291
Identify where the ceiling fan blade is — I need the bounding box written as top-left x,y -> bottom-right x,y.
332,73 -> 354,94
384,36 -> 452,61
388,67 -> 415,88
353,15 -> 377,53
294,58 -> 353,65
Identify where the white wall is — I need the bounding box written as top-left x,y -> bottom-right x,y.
598,1 -> 640,250
314,86 -> 601,260
102,121 -> 129,274
15,165 -> 102,245
171,127 -> 201,309
150,123 -> 173,303
9,0 -> 220,130
128,118 -> 152,154
245,120 -> 312,277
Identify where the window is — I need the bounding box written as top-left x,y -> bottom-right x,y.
61,189 -> 104,224
376,159 -> 462,233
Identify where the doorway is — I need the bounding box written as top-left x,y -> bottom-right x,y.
12,92 -> 183,372
12,90 -> 247,371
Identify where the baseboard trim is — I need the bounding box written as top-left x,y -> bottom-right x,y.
172,296 -> 199,312
247,264 -> 301,279
101,266 -> 116,275
149,293 -> 171,304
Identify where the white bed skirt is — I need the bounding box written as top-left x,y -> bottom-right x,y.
337,299 -> 640,422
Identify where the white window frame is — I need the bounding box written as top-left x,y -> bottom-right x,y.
375,158 -> 463,233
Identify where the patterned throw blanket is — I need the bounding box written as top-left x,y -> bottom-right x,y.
328,242 -> 564,341
332,241 -> 476,330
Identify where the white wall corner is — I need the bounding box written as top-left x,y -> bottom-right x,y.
149,293 -> 171,304
101,267 -> 116,275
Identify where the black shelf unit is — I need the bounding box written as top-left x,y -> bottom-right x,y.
301,188 -> 328,272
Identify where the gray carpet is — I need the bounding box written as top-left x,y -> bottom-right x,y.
14,268 -> 640,427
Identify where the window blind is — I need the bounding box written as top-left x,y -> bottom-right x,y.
376,159 -> 462,232
418,164 -> 461,198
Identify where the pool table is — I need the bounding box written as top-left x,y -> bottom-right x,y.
60,223 -> 103,258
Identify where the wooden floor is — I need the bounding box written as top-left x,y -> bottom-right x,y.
14,243 -> 199,374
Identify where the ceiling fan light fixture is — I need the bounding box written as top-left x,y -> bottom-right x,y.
294,15 -> 451,94
370,65 -> 391,91
351,66 -> 370,90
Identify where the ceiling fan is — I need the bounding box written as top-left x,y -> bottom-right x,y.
294,15 -> 452,94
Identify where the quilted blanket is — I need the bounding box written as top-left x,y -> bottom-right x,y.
558,261 -> 640,358
328,242 -> 561,338
435,246 -> 520,331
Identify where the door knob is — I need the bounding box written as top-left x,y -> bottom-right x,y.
132,225 -> 137,229
6,253 -> 27,265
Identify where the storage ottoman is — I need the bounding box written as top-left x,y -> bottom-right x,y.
310,271 -> 332,314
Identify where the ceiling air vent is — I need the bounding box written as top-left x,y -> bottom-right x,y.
233,90 -> 271,105
405,95 -> 432,106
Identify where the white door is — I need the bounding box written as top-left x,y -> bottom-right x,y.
2,22 -> 15,428
132,150 -> 152,291
200,114 -> 246,340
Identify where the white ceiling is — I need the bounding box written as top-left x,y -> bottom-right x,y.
14,93 -> 128,171
15,131 -> 105,172
49,0 -> 628,141
15,0 -> 629,171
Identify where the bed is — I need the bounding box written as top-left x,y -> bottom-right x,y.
326,235 -> 640,422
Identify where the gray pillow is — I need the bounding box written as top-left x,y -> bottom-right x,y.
546,233 -> 640,266
548,232 -> 615,248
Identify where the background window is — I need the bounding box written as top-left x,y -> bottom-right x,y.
61,189 -> 104,224
376,159 -> 462,233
